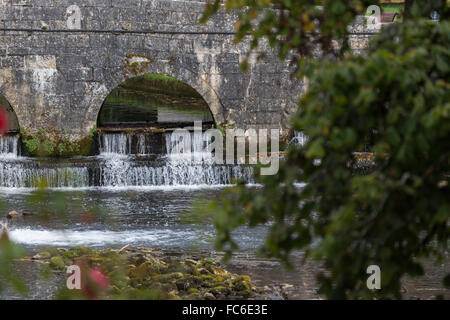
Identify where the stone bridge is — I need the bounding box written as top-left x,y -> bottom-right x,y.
0,0 -> 304,142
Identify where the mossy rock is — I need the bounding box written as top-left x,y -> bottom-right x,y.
166,261 -> 194,274
155,272 -> 184,284
59,250 -> 77,260
20,127 -> 96,157
167,290 -> 181,300
129,261 -> 159,281
46,247 -> 61,257
72,246 -> 92,256
34,251 -> 52,260
195,267 -> 211,276
187,288 -> 199,294
200,274 -> 215,282
204,292 -> 216,300
186,292 -> 202,300
34,246 -> 264,300
207,264 -> 229,276
232,275 -> 252,295
50,256 -> 66,270
212,286 -> 231,296
175,276 -> 200,291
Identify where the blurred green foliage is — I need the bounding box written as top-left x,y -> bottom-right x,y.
200,1 -> 450,299
0,231 -> 28,296
201,0 -> 448,72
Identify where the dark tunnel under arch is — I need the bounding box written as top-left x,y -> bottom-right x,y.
97,74 -> 215,129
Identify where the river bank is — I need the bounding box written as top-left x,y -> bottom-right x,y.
2,244 -> 448,300
9,246 -> 269,300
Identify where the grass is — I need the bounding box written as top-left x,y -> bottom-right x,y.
122,74 -> 202,98
380,4 -> 404,13
141,74 -> 180,82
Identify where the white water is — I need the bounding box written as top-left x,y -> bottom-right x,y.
9,228 -> 211,247
0,135 -> 20,158
0,132 -> 254,188
0,164 -> 89,188
99,133 -> 131,155
291,131 -> 308,147
97,132 -> 253,187
99,156 -> 253,187
137,133 -> 147,155
165,131 -> 214,163
0,131 -> 256,257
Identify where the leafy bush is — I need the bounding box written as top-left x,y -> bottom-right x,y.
206,20 -> 449,299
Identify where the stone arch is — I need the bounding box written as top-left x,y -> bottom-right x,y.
84,63 -> 226,136
0,90 -> 20,132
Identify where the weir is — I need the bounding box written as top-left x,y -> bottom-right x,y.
0,135 -> 20,158
0,131 -> 253,189
0,71 -> 255,189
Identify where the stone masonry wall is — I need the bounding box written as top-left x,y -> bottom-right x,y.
0,0 -> 304,141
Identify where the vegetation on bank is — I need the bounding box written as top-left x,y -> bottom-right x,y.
19,127 -> 96,157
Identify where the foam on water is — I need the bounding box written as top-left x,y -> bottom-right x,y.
0,184 -> 235,194
0,132 -> 254,188
8,228 -> 211,247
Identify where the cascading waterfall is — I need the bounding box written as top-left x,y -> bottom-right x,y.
99,133 -> 131,155
0,131 -> 254,189
98,131 -> 253,187
165,131 -> 213,162
0,134 -> 90,188
0,135 -> 20,157
99,158 -> 253,187
137,133 -> 147,155
164,131 -> 253,184
0,162 -> 89,188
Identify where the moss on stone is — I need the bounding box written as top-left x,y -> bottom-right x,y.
49,256 -> 65,270
72,246 -> 92,256
19,127 -> 96,157
212,285 -> 231,296
124,53 -> 155,76
232,275 -> 252,295
27,246 -> 260,300
187,287 -> 199,294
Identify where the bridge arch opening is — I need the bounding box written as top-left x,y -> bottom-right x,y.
0,94 -> 21,156
97,74 -> 215,129
96,74 -> 216,155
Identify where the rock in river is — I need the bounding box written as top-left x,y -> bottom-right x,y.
7,210 -> 22,219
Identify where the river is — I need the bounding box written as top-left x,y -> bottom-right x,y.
0,134 -> 448,300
